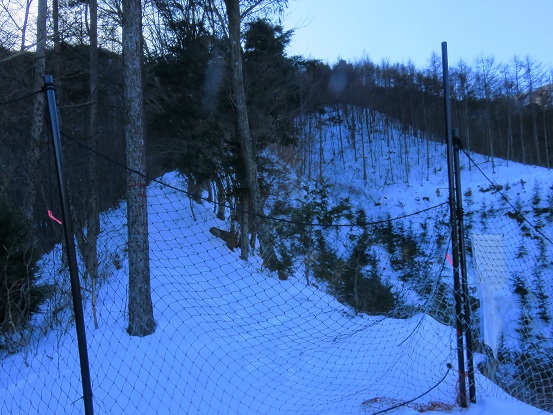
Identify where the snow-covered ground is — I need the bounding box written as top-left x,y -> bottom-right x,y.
1,109 -> 551,414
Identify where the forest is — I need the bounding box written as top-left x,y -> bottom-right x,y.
1,0 -> 552,336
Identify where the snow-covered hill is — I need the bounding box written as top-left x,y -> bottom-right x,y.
1,107 -> 552,414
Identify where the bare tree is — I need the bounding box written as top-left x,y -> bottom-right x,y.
123,0 -> 155,337
513,56 -> 527,164
52,0 -> 61,79
0,0 -> 35,50
87,0 -> 100,329
475,56 -> 498,172
524,56 -> 545,165
543,70 -> 553,168
500,63 -> 515,164
452,60 -> 473,161
20,0 -> 34,50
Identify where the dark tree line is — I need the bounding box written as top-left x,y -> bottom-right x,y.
304,55 -> 553,168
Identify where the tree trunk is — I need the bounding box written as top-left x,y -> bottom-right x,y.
239,188 -> 250,259
526,58 -> 541,165
519,112 -> 526,164
87,0 -> 100,329
361,110 -> 367,182
123,0 -> 155,337
20,0 -> 33,51
225,0 -> 259,260
318,112 -> 324,183
24,0 -> 47,225
462,100 -> 471,170
507,103 -> 513,164
215,177 -> 226,220
350,106 -> 357,162
485,95 -> 495,172
306,116 -> 312,179
543,110 -> 550,169
224,0 -> 286,278
514,57 -> 527,164
52,0 -> 61,80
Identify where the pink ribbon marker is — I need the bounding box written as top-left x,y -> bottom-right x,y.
446,253 -> 453,266
48,210 -> 63,225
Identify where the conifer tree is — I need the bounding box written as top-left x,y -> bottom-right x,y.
0,203 -> 50,349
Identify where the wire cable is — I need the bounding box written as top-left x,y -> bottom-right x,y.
462,149 -> 553,245
0,89 -> 42,107
61,129 -> 449,229
371,365 -> 452,415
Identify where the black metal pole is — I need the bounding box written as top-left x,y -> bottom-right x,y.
452,128 -> 476,403
441,42 -> 468,408
43,75 -> 94,415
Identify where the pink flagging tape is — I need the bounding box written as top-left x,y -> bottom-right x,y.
48,210 -> 63,225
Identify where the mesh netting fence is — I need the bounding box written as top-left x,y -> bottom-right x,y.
461,151 -> 553,411
1,102 -> 552,414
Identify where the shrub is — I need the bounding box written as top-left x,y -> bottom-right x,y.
339,220 -> 397,315
0,204 -> 51,350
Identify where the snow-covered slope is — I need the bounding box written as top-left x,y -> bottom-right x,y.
2,108 -> 552,415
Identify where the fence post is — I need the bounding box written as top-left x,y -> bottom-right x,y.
452,128 -> 476,403
441,42 -> 468,408
43,74 -> 94,415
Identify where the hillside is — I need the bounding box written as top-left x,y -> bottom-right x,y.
1,106 -> 552,414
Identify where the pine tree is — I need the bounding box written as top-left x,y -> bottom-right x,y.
513,272 -> 533,343
533,240 -> 551,324
0,203 -> 50,349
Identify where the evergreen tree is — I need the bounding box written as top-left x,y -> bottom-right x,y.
0,203 -> 50,349
243,18 -> 299,149
533,239 -> 551,324
339,210 -> 397,315
513,272 -> 533,343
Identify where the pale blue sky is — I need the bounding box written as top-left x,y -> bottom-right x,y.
282,0 -> 553,70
